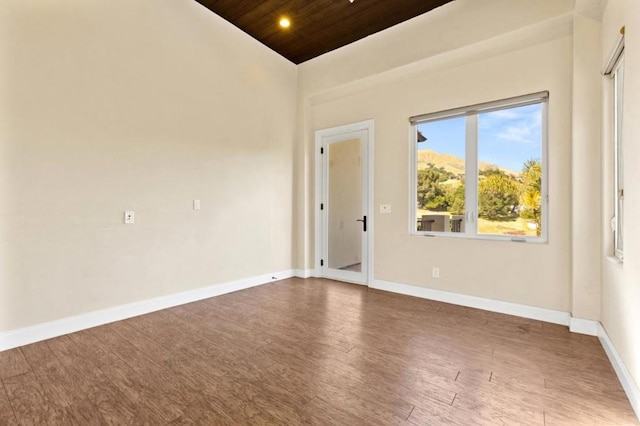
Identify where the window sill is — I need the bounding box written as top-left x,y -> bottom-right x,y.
410,231 -> 547,244
605,255 -> 623,267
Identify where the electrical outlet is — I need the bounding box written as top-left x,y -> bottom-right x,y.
432,267 -> 440,278
193,200 -> 201,210
124,211 -> 135,224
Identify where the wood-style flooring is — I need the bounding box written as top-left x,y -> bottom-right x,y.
0,278 -> 637,425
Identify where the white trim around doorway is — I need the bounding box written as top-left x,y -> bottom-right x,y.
314,120 -> 375,286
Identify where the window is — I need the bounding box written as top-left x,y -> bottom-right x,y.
410,92 -> 548,242
608,45 -> 625,259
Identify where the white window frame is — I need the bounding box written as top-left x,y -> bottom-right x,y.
409,92 -> 549,243
607,48 -> 625,260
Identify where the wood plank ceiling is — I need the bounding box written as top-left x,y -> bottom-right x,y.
194,0 -> 454,64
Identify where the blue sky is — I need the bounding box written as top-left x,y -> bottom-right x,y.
417,103 -> 542,172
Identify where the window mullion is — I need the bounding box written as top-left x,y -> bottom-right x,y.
410,126 -> 419,234
465,114 -> 479,236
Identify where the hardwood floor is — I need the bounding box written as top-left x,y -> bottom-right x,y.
0,278 -> 637,425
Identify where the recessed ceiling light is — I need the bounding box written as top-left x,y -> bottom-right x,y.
279,17 -> 291,28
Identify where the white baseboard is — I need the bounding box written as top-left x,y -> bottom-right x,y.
598,323 -> 640,421
294,269 -> 314,279
569,317 -> 599,336
0,269 -> 295,352
371,279 -> 571,326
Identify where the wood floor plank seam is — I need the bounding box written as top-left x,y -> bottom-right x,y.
45,336 -> 148,425
4,370 -> 70,425
0,376 -> 19,425
406,405 -> 416,420
0,349 -> 31,380
70,330 -> 184,424
19,343 -> 86,410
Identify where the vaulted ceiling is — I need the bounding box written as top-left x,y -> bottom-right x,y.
194,0 -> 454,64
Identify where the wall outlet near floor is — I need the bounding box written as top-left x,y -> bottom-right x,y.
432,267 -> 440,278
193,200 -> 201,210
124,211 -> 135,224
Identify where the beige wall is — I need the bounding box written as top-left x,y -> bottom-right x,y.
305,35 -> 573,311
294,0 -> 576,272
298,0 -> 574,96
0,0 -> 297,332
601,0 -> 640,390
571,12 -> 603,321
297,2 -> 576,312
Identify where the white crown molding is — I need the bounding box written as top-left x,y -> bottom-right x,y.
371,279 -> 571,326
598,323 -> 640,422
0,269 -> 295,352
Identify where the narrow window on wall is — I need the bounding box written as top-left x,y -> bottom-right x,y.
604,27 -> 625,260
612,52 -> 625,259
410,92 -> 548,243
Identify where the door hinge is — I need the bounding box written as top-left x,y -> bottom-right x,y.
320,259 -> 324,266
320,147 -> 324,154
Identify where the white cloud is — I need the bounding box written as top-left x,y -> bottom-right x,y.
488,109 -> 520,119
497,123 -> 534,142
481,106 -> 541,144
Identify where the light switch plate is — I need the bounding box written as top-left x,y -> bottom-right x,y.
379,204 -> 391,214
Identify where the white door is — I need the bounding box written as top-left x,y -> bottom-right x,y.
316,121 -> 372,285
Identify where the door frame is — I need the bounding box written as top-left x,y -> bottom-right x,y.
314,119 -> 374,286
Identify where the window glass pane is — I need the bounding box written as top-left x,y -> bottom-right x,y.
328,138 -> 362,272
415,117 -> 466,233
615,60 -> 624,255
477,104 -> 542,237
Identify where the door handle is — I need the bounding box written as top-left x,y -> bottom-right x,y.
356,215 -> 367,232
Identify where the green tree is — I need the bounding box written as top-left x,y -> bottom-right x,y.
519,159 -> 542,236
425,164 -> 454,181
417,168 -> 449,210
478,168 -> 520,220
448,181 -> 465,215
